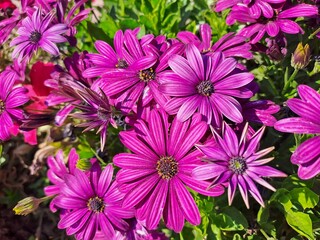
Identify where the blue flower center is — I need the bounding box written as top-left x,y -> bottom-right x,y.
197,80 -> 214,96
29,31 -> 42,43
156,156 -> 178,180
116,59 -> 128,69
229,157 -> 247,175
87,196 -> 105,213
139,68 -> 155,82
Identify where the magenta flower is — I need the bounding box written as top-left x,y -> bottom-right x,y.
55,163 -> 135,240
10,8 -> 67,61
215,0 -> 286,19
115,218 -> 168,240
45,52 -> 93,125
114,109 -> 224,232
225,3 -> 318,43
177,23 -> 252,59
71,88 -> 118,151
193,122 -> 286,208
44,148 -> 79,212
242,100 -> 280,126
83,30 -> 131,78
159,44 -> 254,127
274,85 -> 320,179
94,30 -> 184,112
0,72 -> 29,140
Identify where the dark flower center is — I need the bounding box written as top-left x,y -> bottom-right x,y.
0,100 -> 5,113
229,157 -> 247,175
87,196 -> 105,213
156,156 -> 178,180
97,107 -> 110,121
29,31 -> 42,43
197,80 -> 214,96
116,59 -> 128,69
139,68 -> 155,82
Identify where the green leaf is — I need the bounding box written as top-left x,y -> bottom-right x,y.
212,206 -> 248,231
0,156 -> 6,166
282,174 -> 314,190
290,187 -> 319,210
285,210 -> 314,240
257,206 -> 269,224
87,22 -> 109,41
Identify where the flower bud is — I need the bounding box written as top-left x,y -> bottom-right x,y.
13,197 -> 42,216
291,43 -> 311,69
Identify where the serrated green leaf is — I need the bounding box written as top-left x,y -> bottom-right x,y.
285,210 -> 314,240
290,187 -> 319,210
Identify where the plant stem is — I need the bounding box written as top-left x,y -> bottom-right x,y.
309,27 -> 320,40
282,68 -> 299,95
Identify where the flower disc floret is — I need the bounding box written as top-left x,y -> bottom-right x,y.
156,156 -> 178,180
87,196 -> 105,213
229,157 -> 247,175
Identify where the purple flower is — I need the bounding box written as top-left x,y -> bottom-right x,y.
83,30 -> 131,78
10,8 -> 67,61
114,109 -> 224,232
44,148 -> 79,212
274,84 -> 320,179
225,3 -> 318,43
94,30 -> 184,113
193,122 -> 286,208
0,71 -> 29,140
55,163 -> 135,239
177,23 -> 252,59
242,100 -> 280,126
159,44 -> 254,127
45,52 -> 93,125
115,218 -> 168,240
215,0 -> 286,19
71,88 -> 118,151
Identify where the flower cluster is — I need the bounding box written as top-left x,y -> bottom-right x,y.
4,0 -> 320,239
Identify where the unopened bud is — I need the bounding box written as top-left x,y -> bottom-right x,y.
291,43 -> 311,69
13,197 -> 42,216
76,158 -> 92,171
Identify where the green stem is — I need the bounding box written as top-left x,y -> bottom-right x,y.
282,68 -> 299,95
260,229 -> 272,239
309,27 -> 320,40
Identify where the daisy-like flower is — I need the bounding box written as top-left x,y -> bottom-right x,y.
55,163 -> 135,240
177,23 -> 252,59
215,0 -> 286,19
274,85 -> 320,179
44,148 -> 78,212
71,88 -> 118,151
242,99 -> 280,126
0,71 -> 29,140
45,52 -> 93,125
159,44 -> 254,127
114,109 -> 224,232
225,3 -> 318,43
192,122 -> 286,208
95,30 -> 184,112
82,30 -> 130,78
10,8 -> 67,61
115,218 -> 168,240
